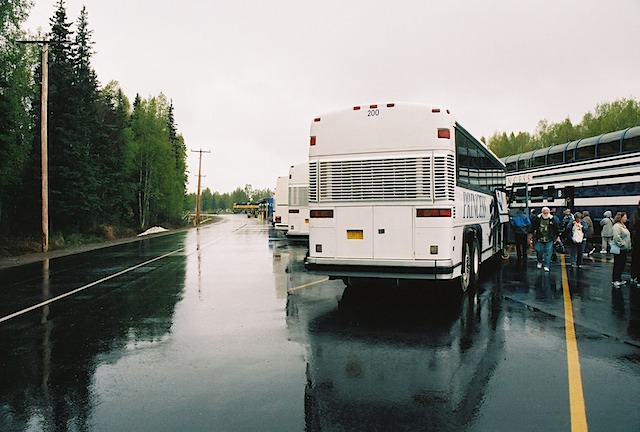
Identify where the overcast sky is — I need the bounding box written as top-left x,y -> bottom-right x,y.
25,0 -> 640,194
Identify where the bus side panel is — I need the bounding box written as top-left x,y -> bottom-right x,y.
373,206 -> 414,260
336,207 -> 373,259
414,225 -> 456,261
309,212 -> 336,257
289,208 -> 310,235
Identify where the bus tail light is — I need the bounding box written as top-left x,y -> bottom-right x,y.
438,128 -> 451,139
310,210 -> 334,218
310,136 -> 316,146
416,208 -> 452,217
275,216 -> 281,223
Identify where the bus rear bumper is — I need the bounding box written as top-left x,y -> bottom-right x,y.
305,257 -> 457,280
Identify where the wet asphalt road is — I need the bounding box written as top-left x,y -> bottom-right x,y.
1,214 -> 639,431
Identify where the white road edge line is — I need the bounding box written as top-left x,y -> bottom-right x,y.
0,220 -> 251,324
0,248 -> 183,324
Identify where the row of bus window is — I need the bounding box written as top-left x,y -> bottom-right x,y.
511,186 -> 556,203
455,126 -> 506,194
503,126 -> 640,172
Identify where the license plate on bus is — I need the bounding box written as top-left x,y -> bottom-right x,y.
346,230 -> 364,240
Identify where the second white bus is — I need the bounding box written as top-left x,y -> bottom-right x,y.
305,103 -> 509,292
273,175 -> 289,231
287,162 -> 310,237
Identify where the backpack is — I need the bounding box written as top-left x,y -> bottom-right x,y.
572,224 -> 584,244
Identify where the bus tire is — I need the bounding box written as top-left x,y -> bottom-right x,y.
459,239 -> 479,293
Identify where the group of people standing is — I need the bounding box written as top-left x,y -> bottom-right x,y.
510,203 -> 640,286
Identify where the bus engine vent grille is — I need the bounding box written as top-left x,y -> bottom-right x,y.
434,154 -> 456,201
309,161 -> 318,202
315,157 -> 434,201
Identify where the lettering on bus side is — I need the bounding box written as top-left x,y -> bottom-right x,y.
506,173 -> 532,186
463,192 -> 489,219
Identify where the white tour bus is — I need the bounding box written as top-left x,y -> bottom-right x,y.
287,162 -> 310,237
273,175 -> 289,231
305,103 -> 509,291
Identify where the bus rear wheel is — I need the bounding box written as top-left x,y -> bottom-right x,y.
459,239 -> 479,293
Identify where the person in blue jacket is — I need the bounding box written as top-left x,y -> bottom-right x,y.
511,209 -> 531,261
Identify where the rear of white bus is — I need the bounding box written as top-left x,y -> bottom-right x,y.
273,176 -> 289,231
287,162 -> 310,236
305,103 -> 467,286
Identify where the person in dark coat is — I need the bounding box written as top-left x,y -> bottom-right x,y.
629,201 -> 640,284
529,206 -> 561,272
611,212 -> 632,287
582,210 -> 595,255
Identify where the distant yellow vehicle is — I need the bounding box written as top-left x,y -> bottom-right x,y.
233,203 -> 263,218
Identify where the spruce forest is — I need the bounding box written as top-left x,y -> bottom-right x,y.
1,0 -> 190,251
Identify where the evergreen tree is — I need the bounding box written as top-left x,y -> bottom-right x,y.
0,0 -> 35,230
97,81 -> 134,224
166,100 -> 187,219
68,5 -> 101,227
46,0 -> 86,232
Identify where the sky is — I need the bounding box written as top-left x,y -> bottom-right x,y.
24,0 -> 640,194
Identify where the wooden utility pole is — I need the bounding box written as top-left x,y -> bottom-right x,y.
18,40 -> 61,252
191,149 -> 211,225
40,43 -> 49,252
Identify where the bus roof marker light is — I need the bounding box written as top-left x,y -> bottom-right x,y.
314,117 -> 321,122
387,103 -> 395,107
353,106 -> 361,111
438,128 -> 451,139
370,104 -> 378,109
432,108 -> 441,113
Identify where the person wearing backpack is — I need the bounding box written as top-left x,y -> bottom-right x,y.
510,209 -> 531,261
569,212 -> 587,269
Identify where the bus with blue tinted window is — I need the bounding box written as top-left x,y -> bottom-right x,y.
503,126 -> 640,219
305,103 -> 509,292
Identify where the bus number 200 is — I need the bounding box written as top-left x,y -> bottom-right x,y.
367,109 -> 379,117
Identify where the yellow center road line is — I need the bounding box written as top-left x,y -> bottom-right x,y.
288,277 -> 330,293
560,254 -> 589,431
